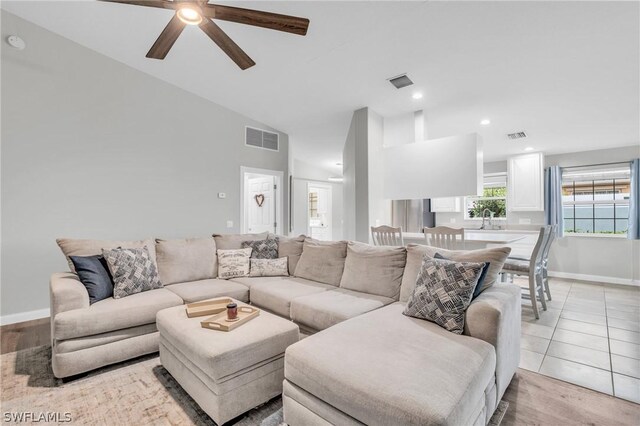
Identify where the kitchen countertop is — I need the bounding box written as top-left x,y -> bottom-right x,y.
403,230 -> 528,244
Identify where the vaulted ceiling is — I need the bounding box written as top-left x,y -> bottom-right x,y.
2,1 -> 638,174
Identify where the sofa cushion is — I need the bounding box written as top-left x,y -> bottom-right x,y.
250,258 -> 289,277
242,236 -> 279,259
404,258 -> 485,334
290,288 -> 394,331
103,246 -> 163,298
277,235 -> 305,275
213,232 -> 269,250
339,242 -> 406,299
285,303 -> 496,426
165,279 -> 249,304
401,245 -> 511,302
294,239 -> 347,286
57,238 -> 157,273
69,255 -> 113,304
217,248 -> 252,279
249,277 -> 334,318
155,237 -> 217,285
229,276 -> 286,289
54,288 -> 183,340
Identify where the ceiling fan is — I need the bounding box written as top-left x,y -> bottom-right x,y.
99,0 -> 310,70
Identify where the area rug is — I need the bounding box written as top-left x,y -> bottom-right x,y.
1,346 -> 507,425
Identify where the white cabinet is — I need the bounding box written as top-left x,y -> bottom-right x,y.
507,153 -> 544,211
431,197 -> 462,213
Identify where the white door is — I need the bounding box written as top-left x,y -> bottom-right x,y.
247,175 -> 275,233
308,184 -> 332,240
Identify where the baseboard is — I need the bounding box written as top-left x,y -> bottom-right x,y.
548,271 -> 640,287
0,308 -> 50,326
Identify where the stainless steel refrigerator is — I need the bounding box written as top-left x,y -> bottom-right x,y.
391,200 -> 435,233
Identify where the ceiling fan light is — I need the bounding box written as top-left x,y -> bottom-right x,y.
177,7 -> 203,25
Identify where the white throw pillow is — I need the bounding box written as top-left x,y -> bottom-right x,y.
217,248 -> 252,279
250,257 -> 289,277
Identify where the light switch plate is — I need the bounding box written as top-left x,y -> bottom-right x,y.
226,221 -> 233,228
519,218 -> 532,225
218,192 -> 226,199
450,218 -> 457,223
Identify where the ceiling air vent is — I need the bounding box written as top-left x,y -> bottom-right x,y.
507,131 -> 528,140
246,127 -> 279,151
388,74 -> 414,89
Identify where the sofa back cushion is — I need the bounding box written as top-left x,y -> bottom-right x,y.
294,238 -> 347,286
213,232 -> 269,250
155,237 -> 217,285
340,242 -> 406,299
57,238 -> 157,273
277,234 -> 306,274
400,244 -> 511,302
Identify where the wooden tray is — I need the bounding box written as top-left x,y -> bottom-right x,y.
185,297 -> 234,318
200,306 -> 260,332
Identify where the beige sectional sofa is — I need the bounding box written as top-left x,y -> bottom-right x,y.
50,233 -> 520,425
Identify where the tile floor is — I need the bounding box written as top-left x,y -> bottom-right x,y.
516,277 -> 640,404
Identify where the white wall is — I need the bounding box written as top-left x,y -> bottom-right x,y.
1,11 -> 290,318
367,109 -> 391,234
291,159 -> 343,240
436,145 -> 640,284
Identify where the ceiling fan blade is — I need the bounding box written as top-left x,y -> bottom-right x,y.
199,19 -> 255,70
97,0 -> 177,11
201,4 -> 309,36
146,15 -> 186,59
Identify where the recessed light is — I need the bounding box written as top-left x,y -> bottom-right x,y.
524,147 -> 534,152
412,93 -> 423,100
480,119 -> 491,126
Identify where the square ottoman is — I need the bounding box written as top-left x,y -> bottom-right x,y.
157,298 -> 299,425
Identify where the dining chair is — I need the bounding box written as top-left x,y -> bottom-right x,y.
371,225 -> 404,246
423,226 -> 465,250
502,226 -> 551,319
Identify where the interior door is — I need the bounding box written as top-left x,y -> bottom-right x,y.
247,175 -> 275,233
308,184 -> 332,240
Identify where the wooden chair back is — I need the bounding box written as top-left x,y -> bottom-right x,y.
423,226 -> 465,250
371,225 -> 404,246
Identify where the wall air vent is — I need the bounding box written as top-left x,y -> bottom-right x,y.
507,131 -> 528,140
245,126 -> 279,151
388,74 -> 414,89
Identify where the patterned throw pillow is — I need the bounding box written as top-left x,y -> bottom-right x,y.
217,248 -> 252,279
434,252 -> 489,300
403,257 -> 484,334
249,257 -> 289,277
242,237 -> 279,259
102,246 -> 162,299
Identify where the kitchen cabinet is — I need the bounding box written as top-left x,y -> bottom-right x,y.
431,197 -> 462,213
508,153 -> 544,211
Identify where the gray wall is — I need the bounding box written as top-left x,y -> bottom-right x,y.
342,108 -> 370,242
436,145 -> 640,283
1,11 -> 289,318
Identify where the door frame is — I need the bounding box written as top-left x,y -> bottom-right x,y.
306,181 -> 333,238
240,166 -> 284,235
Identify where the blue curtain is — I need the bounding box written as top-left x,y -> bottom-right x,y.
545,166 -> 563,237
629,159 -> 640,240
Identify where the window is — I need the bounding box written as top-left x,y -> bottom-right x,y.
562,164 -> 631,235
465,174 -> 508,220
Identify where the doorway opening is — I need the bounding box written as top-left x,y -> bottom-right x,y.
241,167 -> 283,235
307,183 -> 332,240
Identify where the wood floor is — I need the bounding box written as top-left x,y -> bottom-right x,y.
2,318 -> 639,425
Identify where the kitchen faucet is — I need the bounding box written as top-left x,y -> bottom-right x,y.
480,209 -> 494,230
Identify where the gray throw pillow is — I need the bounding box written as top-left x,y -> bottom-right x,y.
102,246 -> 162,299
403,257 -> 485,334
242,236 -> 279,259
